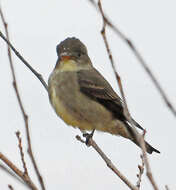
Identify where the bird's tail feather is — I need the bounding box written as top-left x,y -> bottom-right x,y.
125,122 -> 160,154
132,137 -> 160,154
144,141 -> 160,154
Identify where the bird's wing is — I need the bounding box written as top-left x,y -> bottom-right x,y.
77,68 -> 144,130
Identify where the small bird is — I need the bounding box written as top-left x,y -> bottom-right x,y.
48,37 -> 160,154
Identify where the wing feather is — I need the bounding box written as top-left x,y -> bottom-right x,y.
77,69 -> 144,130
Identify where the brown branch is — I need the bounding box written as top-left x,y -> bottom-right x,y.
136,155 -> 144,189
76,135 -> 138,190
0,153 -> 38,190
97,1 -> 160,190
0,34 -> 47,91
16,131 -> 28,175
88,0 -> 176,117
98,0 -> 141,154
139,131 -> 159,190
0,164 -> 24,184
0,6 -> 46,190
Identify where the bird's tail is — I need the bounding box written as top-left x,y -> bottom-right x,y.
132,138 -> 160,154
144,141 -> 160,154
125,122 -> 160,154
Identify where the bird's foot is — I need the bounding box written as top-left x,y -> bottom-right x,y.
83,129 -> 95,146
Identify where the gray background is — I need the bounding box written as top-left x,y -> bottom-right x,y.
0,0 -> 176,189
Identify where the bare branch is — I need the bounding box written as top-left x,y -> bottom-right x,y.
98,0 -> 144,163
76,135 -> 138,190
0,5 -> 46,190
88,0 -> 176,117
16,131 -> 28,175
0,33 -> 47,91
97,1 -> 160,190
136,155 -> 144,189
139,131 -> 159,190
0,152 -> 38,190
0,164 -> 24,184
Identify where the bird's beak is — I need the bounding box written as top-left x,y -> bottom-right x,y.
60,52 -> 71,61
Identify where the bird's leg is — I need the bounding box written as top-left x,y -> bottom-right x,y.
83,129 -> 95,146
79,129 -> 87,136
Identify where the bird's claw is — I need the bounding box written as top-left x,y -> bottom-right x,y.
83,129 -> 95,146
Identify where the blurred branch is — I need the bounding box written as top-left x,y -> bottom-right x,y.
0,5 -> 46,190
88,0 -> 176,117
0,152 -> 38,190
76,135 -> 138,190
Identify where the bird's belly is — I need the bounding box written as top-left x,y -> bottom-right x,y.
50,86 -> 128,136
49,86 -> 95,130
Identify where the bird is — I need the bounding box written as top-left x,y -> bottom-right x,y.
48,37 -> 160,154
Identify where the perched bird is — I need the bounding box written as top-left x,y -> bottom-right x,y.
48,37 -> 160,154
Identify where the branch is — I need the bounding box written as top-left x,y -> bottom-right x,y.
0,33 -> 48,91
139,131 -> 159,190
16,131 -> 28,175
98,1 -> 138,135
136,155 -> 144,189
76,135 -> 138,190
0,164 -> 24,184
88,0 -> 176,117
0,5 -> 46,190
97,1 -> 159,190
0,152 -> 38,190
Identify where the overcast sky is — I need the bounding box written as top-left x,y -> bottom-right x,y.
0,0 -> 176,190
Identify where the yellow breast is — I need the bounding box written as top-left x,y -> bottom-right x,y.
49,86 -> 94,130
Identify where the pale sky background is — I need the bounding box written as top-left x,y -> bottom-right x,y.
0,0 -> 176,190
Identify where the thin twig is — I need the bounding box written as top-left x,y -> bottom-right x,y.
16,131 -> 28,175
76,135 -> 138,190
139,131 -> 159,190
136,154 -> 144,189
0,152 -> 38,190
98,0 -> 140,153
88,0 -> 176,117
0,6 -> 46,190
97,1 -> 159,190
0,164 -> 24,184
0,33 -> 48,91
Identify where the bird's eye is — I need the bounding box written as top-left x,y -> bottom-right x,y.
77,52 -> 81,57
